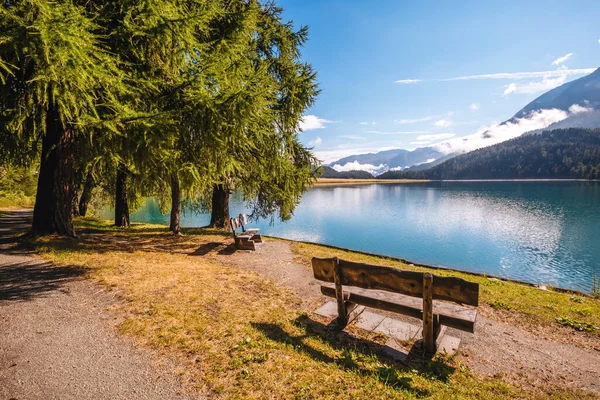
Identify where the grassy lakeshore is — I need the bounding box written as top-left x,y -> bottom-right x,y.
313,178 -> 428,186
16,217 -> 599,399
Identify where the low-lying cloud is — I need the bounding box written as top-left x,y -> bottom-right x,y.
433,108 -> 572,154
331,161 -> 389,175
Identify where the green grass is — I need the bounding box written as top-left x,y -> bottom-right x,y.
20,217 -> 598,399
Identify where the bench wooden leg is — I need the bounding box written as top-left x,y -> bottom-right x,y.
332,258 -> 348,327
251,233 -> 262,243
234,237 -> 256,251
422,273 -> 436,354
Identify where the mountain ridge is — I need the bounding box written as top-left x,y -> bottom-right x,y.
328,67 -> 600,174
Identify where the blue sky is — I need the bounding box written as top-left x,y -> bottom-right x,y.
278,0 -> 600,163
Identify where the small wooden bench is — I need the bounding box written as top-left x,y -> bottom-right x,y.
230,214 -> 262,251
312,257 -> 479,353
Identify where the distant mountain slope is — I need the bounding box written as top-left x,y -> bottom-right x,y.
378,128 -> 600,180
514,68 -> 600,118
320,166 -> 374,179
329,147 -> 443,170
524,109 -> 600,135
405,153 -> 458,171
329,68 -> 600,174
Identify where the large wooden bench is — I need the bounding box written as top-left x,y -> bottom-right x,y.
312,257 -> 479,353
230,214 -> 262,251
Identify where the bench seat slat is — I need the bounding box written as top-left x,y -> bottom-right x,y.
321,283 -> 477,333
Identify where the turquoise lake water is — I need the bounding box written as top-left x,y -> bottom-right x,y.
104,181 -> 600,293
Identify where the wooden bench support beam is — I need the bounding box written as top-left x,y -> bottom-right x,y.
234,237 -> 256,251
333,258 -> 348,326
423,273 -> 435,354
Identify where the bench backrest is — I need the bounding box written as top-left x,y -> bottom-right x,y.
230,214 -> 249,234
230,217 -> 240,233
312,257 -> 479,306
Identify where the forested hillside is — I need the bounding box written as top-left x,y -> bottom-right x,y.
378,128 -> 600,180
320,166 -> 374,179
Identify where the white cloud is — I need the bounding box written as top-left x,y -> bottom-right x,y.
503,83 -> 517,95
434,119 -> 452,128
552,53 -> 574,66
332,161 -> 389,175
298,115 -> 332,131
308,137 -> 322,146
568,104 -> 593,114
359,121 -> 368,125
416,133 -> 455,141
365,130 -> 430,135
395,79 -> 421,84
442,68 -> 594,81
409,140 -> 433,146
338,135 -> 367,140
433,108 -> 570,154
395,116 -> 434,124
470,103 -> 480,110
503,75 -> 567,95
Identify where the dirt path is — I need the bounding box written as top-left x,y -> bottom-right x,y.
205,239 -> 600,396
0,211 -> 203,400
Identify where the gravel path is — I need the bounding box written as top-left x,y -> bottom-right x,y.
0,211 -> 203,400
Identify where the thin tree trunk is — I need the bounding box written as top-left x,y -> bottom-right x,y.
210,183 -> 230,230
71,168 -> 83,217
169,173 -> 181,234
78,169 -> 95,217
32,87 -> 75,236
114,165 -> 130,227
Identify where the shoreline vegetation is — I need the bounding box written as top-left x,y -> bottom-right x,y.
19,215 -> 599,399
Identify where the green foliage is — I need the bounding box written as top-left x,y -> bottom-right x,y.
379,128 -> 600,180
592,270 -> 600,299
0,166 -> 37,208
0,0 -> 319,229
489,300 -> 512,311
0,0 -> 131,153
555,316 -> 597,332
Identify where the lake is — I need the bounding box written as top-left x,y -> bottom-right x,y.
103,181 -> 600,293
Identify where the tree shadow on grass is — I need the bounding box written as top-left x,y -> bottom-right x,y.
251,315 -> 456,397
0,260 -> 85,301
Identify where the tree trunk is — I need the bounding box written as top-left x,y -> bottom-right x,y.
169,173 -> 181,234
71,168 -> 83,217
78,169 -> 95,217
114,165 -> 130,227
32,87 -> 75,236
210,183 -> 230,230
